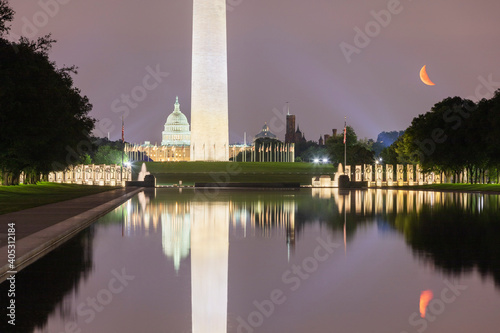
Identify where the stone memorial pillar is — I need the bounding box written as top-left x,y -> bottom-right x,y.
397,164 -> 404,186
386,164 -> 394,186
434,172 -> 441,184
115,166 -> 122,186
86,165 -> 94,185
427,172 -> 434,185
364,164 -> 373,186
65,167 -> 72,184
74,165 -> 82,185
345,165 -> 351,181
376,164 -> 383,187
355,165 -> 362,182
109,165 -> 116,186
56,171 -> 63,183
407,165 -> 414,186
416,165 -> 424,185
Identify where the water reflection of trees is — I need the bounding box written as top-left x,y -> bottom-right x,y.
0,227 -> 94,333
326,189 -> 500,289
386,203 -> 500,288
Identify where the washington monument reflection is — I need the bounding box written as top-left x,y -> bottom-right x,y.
125,191 -> 298,332
191,201 -> 229,333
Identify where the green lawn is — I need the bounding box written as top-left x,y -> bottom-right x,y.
135,162 -> 335,185
0,182 -> 120,215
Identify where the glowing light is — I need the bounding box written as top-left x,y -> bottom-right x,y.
313,158 -> 320,163
420,290 -> 434,318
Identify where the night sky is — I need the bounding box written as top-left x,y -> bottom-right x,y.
8,0 -> 500,144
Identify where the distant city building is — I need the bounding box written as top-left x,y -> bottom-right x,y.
319,136 -> 324,146
295,126 -> 306,144
285,107 -> 306,145
126,97 -> 298,163
322,129 -> 338,145
254,123 -> 277,141
161,97 -> 191,146
285,113 -> 296,144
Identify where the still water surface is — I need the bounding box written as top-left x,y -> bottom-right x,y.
1,188 -> 500,333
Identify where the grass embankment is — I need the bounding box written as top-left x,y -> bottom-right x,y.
137,162 -> 335,185
408,184 -> 500,193
0,182 -> 120,215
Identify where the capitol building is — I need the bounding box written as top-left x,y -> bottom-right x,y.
161,97 -> 191,147
125,97 -> 295,163
126,97 -> 247,162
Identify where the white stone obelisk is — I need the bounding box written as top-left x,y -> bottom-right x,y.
190,0 -> 229,161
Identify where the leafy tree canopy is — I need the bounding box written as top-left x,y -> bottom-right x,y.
0,1 -> 95,184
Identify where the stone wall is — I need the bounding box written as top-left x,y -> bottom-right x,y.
312,164 -> 449,187
46,164 -> 132,187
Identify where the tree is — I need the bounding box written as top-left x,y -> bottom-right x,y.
326,126 -> 374,166
475,90 -> 500,183
390,93 -> 500,183
80,154 -> 92,165
0,2 -> 95,184
93,145 -> 128,165
300,145 -> 329,162
379,144 -> 399,166
294,140 -> 318,160
0,0 -> 14,37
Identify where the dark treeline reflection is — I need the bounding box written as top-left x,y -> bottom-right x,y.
0,227 -> 95,333
385,200 -> 500,288
327,189 -> 500,289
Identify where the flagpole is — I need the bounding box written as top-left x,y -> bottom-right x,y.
344,116 -> 347,174
121,115 -> 124,184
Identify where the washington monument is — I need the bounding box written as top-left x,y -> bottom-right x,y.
190,0 -> 229,161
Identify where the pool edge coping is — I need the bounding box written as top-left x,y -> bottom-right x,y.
0,187 -> 144,283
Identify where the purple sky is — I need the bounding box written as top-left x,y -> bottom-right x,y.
8,0 -> 500,144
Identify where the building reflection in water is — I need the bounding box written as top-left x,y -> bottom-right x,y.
125,192 -> 297,272
229,198 -> 296,258
161,202 -> 191,273
312,188 -> 495,215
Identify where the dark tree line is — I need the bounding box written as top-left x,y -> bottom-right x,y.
0,1 -> 95,185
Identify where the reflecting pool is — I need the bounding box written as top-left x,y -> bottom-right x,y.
1,188 -> 500,333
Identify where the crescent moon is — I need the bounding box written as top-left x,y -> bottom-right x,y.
420,65 -> 436,86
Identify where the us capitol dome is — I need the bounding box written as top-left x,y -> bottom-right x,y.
161,96 -> 191,146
